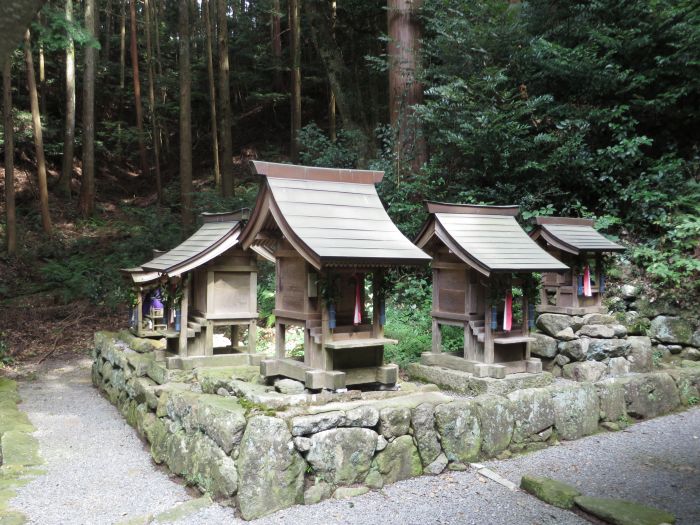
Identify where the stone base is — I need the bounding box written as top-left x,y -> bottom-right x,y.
261,358 -> 398,391
537,305 -> 606,315
407,362 -> 554,396
167,352 -> 264,370
420,353 -> 543,380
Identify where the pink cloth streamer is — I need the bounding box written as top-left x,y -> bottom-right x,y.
583,264 -> 592,297
353,274 -> 363,325
503,290 -> 513,332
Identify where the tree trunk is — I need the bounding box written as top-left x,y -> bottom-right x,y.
289,0 -> 301,162
179,0 -> 193,232
305,0 -> 375,165
3,58 -> 16,255
329,0 -> 337,142
130,0 -> 148,176
144,0 -> 162,203
153,0 -> 163,79
59,0 -> 76,199
204,0 -> 220,188
24,29 -> 52,234
79,0 -> 97,218
104,0 -> 112,60
270,0 -> 283,92
119,0 -> 126,89
387,0 -> 425,171
38,14 -> 46,116
217,0 -> 234,197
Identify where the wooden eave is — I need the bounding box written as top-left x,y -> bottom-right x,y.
416,204 -> 569,276
242,162 -> 431,269
141,220 -> 245,276
531,216 -> 625,255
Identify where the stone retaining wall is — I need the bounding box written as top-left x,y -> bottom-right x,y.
92,331 -> 700,521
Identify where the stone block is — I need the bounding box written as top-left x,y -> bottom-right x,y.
526,359 -> 543,374
411,403 -> 441,466
577,324 -> 616,338
607,357 -> 630,377
550,383 -> 599,440
237,416 -> 305,520
434,400 -> 481,464
520,475 -> 581,509
562,361 -> 607,383
530,333 -> 558,358
586,339 -> 631,361
581,313 -> 616,325
649,316 -> 693,345
558,339 -> 589,362
619,372 -> 680,419
369,435 -> 422,484
595,379 -> 627,423
378,406 -> 411,439
507,388 -> 555,444
574,496 -> 675,525
474,394 -> 514,457
306,427 -> 378,485
537,314 -> 576,337
626,336 -> 653,372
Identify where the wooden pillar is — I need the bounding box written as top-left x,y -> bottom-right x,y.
231,325 -> 240,348
136,289 -> 143,335
372,269 -> 384,338
432,319 -> 441,353
178,276 -> 190,356
321,287 -> 333,372
304,327 -> 313,367
522,295 -> 530,360
248,320 -> 257,354
275,322 -> 286,359
484,303 -> 494,365
595,252 -> 602,307
204,322 -> 214,356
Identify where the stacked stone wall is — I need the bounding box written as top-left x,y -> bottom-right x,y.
92,331 -> 700,520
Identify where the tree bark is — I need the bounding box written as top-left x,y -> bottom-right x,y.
179,0 -> 193,232
387,0 -> 425,170
217,0 -> 234,197
204,0 -> 220,188
130,0 -> 148,176
59,0 -> 76,199
24,29 -> 52,234
305,0 -> 375,164
144,0 -> 162,203
0,0 -> 47,69
289,0 -> 301,162
3,58 -> 16,255
104,0 -> 113,61
79,0 -> 97,218
329,0 -> 337,142
38,14 -> 46,116
270,0 -> 283,92
119,0 -> 126,89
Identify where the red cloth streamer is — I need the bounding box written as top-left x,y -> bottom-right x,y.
353,274 -> 363,325
503,289 -> 513,332
583,264 -> 592,297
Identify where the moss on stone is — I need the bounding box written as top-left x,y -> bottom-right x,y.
574,496 -> 676,525
520,475 -> 581,509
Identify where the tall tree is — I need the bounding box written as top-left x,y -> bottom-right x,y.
204,0 -> 220,188
24,29 -> 52,234
328,0 -> 337,142
119,0 -> 126,88
38,14 -> 46,116
3,58 -> 16,255
130,0 -> 148,176
217,0 -> 234,197
179,0 -> 193,231
387,0 -> 425,170
104,0 -> 113,60
144,0 -> 162,203
79,0 -> 97,217
59,0 -> 76,198
270,0 -> 283,92
289,0 -> 301,161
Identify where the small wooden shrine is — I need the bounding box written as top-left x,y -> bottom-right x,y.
240,161 -> 431,390
415,203 -> 568,379
122,210 -> 266,369
530,217 -> 624,315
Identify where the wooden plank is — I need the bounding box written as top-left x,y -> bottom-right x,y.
324,337 -> 398,350
178,276 -> 190,356
421,352 -> 478,373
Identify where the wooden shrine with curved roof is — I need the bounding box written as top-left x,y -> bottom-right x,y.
415,202 -> 568,378
530,217 -> 624,315
122,210 -> 263,369
241,161 -> 431,390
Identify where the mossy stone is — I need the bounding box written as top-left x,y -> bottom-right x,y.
574,496 -> 676,525
520,475 -> 581,509
370,435 -> 422,484
333,486 -> 369,499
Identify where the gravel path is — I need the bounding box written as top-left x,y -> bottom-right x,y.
10,358 -> 195,525
10,359 -> 700,525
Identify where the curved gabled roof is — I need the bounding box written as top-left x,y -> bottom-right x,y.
139,211 -> 247,277
531,217 -> 625,255
240,161 -> 431,268
415,202 -> 568,276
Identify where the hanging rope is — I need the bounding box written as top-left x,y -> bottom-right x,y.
353,273 -> 363,325
503,289 -> 513,332
583,264 -> 592,297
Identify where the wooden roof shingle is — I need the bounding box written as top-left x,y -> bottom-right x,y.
531,217 -> 624,255
241,161 -> 431,268
415,202 -> 569,276
139,211 -> 247,277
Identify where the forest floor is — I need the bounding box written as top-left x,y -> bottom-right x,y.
6,356 -> 700,525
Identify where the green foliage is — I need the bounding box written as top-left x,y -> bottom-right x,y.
39,206 -> 181,308
0,333 -> 12,367
297,123 -> 363,168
